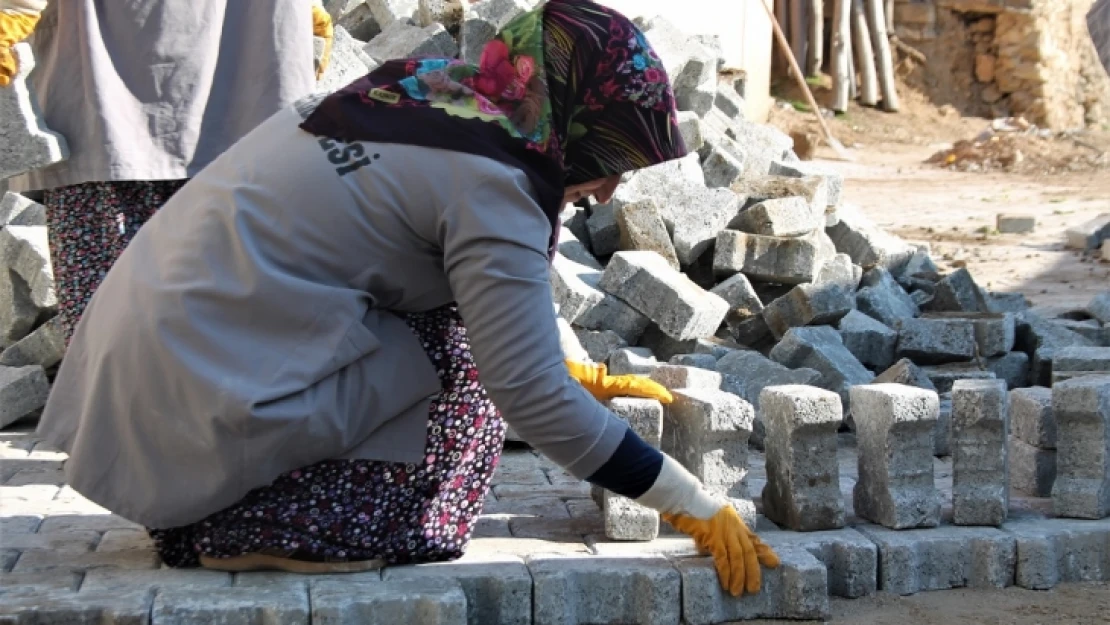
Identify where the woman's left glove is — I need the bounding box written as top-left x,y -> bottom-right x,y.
312,4 -> 334,80
0,2 -> 44,87
565,359 -> 673,404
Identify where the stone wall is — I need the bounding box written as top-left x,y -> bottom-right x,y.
894,0 -> 1110,129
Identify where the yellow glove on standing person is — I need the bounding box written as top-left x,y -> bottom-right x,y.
0,2 -> 43,87
312,4 -> 334,80
565,359 -> 674,404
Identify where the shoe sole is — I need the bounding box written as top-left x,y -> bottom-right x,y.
199,553 -> 386,574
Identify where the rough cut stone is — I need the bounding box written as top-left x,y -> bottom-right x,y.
815,253 -> 861,290
0,589 -> 153,624
550,255 -> 603,324
311,579 -> 465,625
920,363 -> 997,394
714,229 -> 834,285
838,309 -> 898,371
0,225 -> 55,310
767,159 -> 844,206
458,0 -> 530,63
636,323 -> 698,362
760,385 -> 845,531
951,379 -> 1009,526
726,312 -> 774,349
599,251 -> 728,341
0,316 -> 65,368
417,0 -> 463,28
599,399 -> 663,540
896,316 -> 977,364
664,388 -> 754,500
573,328 -> 627,364
675,110 -> 706,153
0,270 -> 41,347
382,556 -> 531,625
362,20 -> 457,64
585,202 -> 620,257
873,358 -> 938,392
649,183 -> 742,266
528,555 -> 681,625
984,351 -> 1030,389
1004,517 -> 1110,590
616,199 -> 679,270
642,18 -> 716,116
826,203 -> 916,271
937,395 -> 953,457
769,326 -> 874,410
855,267 -> 919,328
1011,386 -> 1055,448
0,365 -> 50,429
317,25 -> 379,93
0,192 -> 45,227
710,272 -> 763,318
855,525 -> 1016,595
700,144 -> 745,188
1051,375 -> 1110,519
731,197 -> 822,237
0,43 -> 69,181
762,282 -> 855,340
649,364 -> 723,391
1064,213 -> 1110,252
927,268 -> 990,313
1052,346 -> 1110,382
850,384 -> 941,529
1054,319 -> 1110,345
1009,436 -> 1057,497
607,347 -> 658,375
714,82 -> 746,119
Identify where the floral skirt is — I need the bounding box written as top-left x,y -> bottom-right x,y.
43,180 -> 188,345
149,305 -> 507,568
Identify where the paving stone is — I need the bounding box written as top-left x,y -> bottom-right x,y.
926,268 -> 991,314
1015,312 -> 1096,369
872,358 -> 938,392
714,229 -> 833,285
1065,212 -> 1110,252
417,0 -> 463,28
1053,346 -> 1110,380
584,202 -> 620,258
756,528 -> 878,598
838,309 -> 897,371
896,316 -> 977,365
815,253 -> 861,291
985,351 -> 1030,389
615,199 -> 679,270
607,347 -> 658,375
0,365 -> 50,429
12,543 -> 160,574
1088,292 -> 1110,324
652,183 -> 742,267
675,110 -> 705,153
368,0 -> 419,26
691,338 -> 741,360
769,326 -> 874,410
362,19 -> 457,64
0,570 -> 82,594
0,530 -> 98,554
826,203 -> 916,272
767,159 -> 843,206
37,514 -> 141,534
572,328 -> 627,364
82,568 -> 233,593
1011,386 -> 1056,448
855,524 -> 1016,594
762,282 -> 855,341
0,43 -> 69,181
151,586 -> 311,624
996,213 -> 1035,233
0,192 -> 45,228
597,399 -> 663,541
714,350 -> 820,447
668,353 -> 718,370
642,18 -> 716,116
664,388 -> 753,500
855,267 -> 919,328
325,0 -> 382,41
760,386 -> 844,531
317,25 -> 379,93
527,554 -> 680,625
0,588 -> 153,623
0,225 -> 55,311
636,324 -> 700,362
675,548 -> 829,624
648,364 -> 722,391
920,362 -> 997,394
731,197 -> 822,237
1054,318 -> 1110,346
700,144 -> 745,188
986,291 -> 1030,314
1010,436 -> 1057,497
382,557 -> 529,625
0,317 -> 64,369
551,248 -> 605,323
599,251 -> 728,341
458,0 -> 531,63
850,384 -> 941,529
726,312 -> 774,350
951,379 -> 1010,526
732,175 -> 830,216
1003,516 -> 1110,589
1051,375 -> 1110,519
709,273 -> 763,320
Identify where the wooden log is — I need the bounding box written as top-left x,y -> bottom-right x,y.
865,0 -> 899,111
807,0 -> 824,76
852,0 -> 879,106
831,0 -> 852,112
789,0 -> 807,73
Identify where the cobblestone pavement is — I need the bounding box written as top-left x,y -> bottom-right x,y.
2,425 -> 1108,624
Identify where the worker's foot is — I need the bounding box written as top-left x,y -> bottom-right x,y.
199,548 -> 385,574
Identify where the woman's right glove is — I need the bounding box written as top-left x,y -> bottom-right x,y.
0,1 -> 44,87
634,455 -> 780,596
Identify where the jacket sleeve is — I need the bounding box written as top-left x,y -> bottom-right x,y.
437,169 -> 628,479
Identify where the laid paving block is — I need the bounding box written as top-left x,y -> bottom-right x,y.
896,316 -> 977,364
572,329 -> 627,364
599,251 -> 728,341
1011,386 -> 1055,448
0,43 -> 69,181
760,386 -> 845,531
872,358 -> 938,392
920,362 -> 997,394
996,213 -> 1036,234
826,203 -> 916,271
528,554 -> 680,625
1003,517 -> 1110,589
0,589 -> 153,624
311,579 -> 464,625
152,586 -> 311,624
985,351 -> 1030,389
598,398 -> 663,541
382,557 -> 530,625
317,25 -> 379,93
714,229 -> 833,285
855,267 -> 919,328
1088,292 -> 1110,324
675,548 -> 830,624
731,197 -> 822,237
458,0 -> 530,63
0,192 -> 45,227
0,365 -> 50,429
758,528 -> 878,598
81,568 -> 232,593
1010,436 -> 1057,497
1051,375 -> 1110,519
850,385 -> 941,529
1065,212 -> 1110,252
928,268 -> 990,313
769,326 -> 874,410
762,282 -> 855,340
362,20 -> 457,64
616,199 -> 680,270
838,309 -> 897,371
664,388 -> 754,499
855,524 -> 1016,595
951,379 -> 1010,526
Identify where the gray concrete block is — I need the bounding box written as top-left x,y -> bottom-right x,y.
760,386 -> 845,531
968,313 -> 1017,357
850,384 -> 941,529
987,291 -> 1030,314
710,273 -> 763,318
616,199 -> 679,270
731,197 -> 823,237
873,358 -> 938,392
382,557 -> 531,625
920,363 -> 997,394
855,267 -> 919,328
417,0 -> 463,28
572,328 -> 627,364
675,548 -> 830,624
664,388 -> 754,499
896,250 -> 940,279
757,528 -> 878,598
1009,436 -> 1057,497
855,524 -> 1016,595
896,316 -> 977,365
1003,517 -> 1110,589
0,192 -> 45,227
951,379 -> 1010,526
363,20 -> 457,64
1051,375 -> 1110,519
1064,212 -> 1110,252
692,338 -> 741,360
1011,386 -> 1055,448
825,203 -> 916,272
715,229 -> 834,285
599,251 -> 729,341
927,268 -> 991,314
600,398 -> 663,540
769,326 -> 874,410
528,555 -> 680,625
985,351 -> 1030,389
317,26 -> 379,94
714,83 -> 746,119
0,364 -> 49,429
839,309 -> 898,371
1088,291 -> 1110,324
154,587 -> 311,624
458,0 -> 530,63
767,159 -> 844,206
724,119 -> 794,177
763,283 -> 855,341
312,579 -> 465,624
607,347 -> 658,375
0,44 -> 69,182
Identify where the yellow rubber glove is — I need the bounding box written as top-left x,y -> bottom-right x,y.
312,5 -> 334,80
0,10 -> 41,87
664,506 -> 781,596
565,359 -> 673,404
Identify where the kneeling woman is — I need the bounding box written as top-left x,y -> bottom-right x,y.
36,0 -> 778,596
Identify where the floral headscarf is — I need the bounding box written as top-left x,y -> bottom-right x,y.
299,0 -> 686,255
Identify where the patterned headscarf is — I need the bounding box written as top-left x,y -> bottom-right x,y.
299,0 -> 686,256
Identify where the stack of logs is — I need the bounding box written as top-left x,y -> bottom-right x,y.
774,0 -> 908,113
